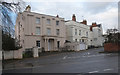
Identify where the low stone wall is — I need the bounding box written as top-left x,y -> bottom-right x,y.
104,43 -> 120,52
64,42 -> 87,51
13,49 -> 23,59
3,49 -> 23,60
4,51 -> 14,60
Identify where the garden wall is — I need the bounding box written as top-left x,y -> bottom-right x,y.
3,49 -> 23,60
104,43 -> 120,52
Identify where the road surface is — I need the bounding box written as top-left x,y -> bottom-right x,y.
2,47 -> 119,74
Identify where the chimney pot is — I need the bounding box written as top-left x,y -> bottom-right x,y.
56,15 -> 59,18
72,14 -> 76,21
25,5 -> 31,12
92,22 -> 97,27
81,20 -> 87,25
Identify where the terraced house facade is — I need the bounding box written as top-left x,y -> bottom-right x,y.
15,5 -> 66,51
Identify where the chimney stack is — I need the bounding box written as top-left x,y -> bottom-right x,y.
81,20 -> 87,25
92,22 -> 97,27
25,5 -> 31,12
72,14 -> 76,21
56,15 -> 59,18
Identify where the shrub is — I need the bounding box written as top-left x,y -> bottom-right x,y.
23,51 -> 33,58
105,29 -> 120,44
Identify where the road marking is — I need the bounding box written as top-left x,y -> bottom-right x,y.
62,53 -> 115,59
103,69 -> 113,71
87,52 -> 90,55
63,56 -> 67,59
82,53 -> 112,58
89,71 -> 99,73
82,56 -> 86,57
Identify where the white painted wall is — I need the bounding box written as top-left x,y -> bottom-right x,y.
65,20 -> 104,48
79,43 -> 86,50
3,49 -> 23,60
4,51 -> 14,60
3,48 -> 40,60
64,42 -> 86,51
65,20 -> 92,48
92,26 -> 103,47
14,49 -> 23,59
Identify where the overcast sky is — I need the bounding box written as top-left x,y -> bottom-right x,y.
23,0 -> 119,34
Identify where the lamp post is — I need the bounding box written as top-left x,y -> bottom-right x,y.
0,25 -> 2,75
0,25 -> 2,60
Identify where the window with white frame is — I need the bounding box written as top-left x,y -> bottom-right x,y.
94,38 -> 97,41
36,41 -> 40,47
75,29 -> 77,35
86,32 -> 88,36
79,30 -> 81,35
36,27 -> 41,35
47,28 -> 51,35
36,17 -> 40,24
56,21 -> 59,25
47,19 -> 51,25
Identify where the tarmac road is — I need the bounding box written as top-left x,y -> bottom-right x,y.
2,47 -> 119,74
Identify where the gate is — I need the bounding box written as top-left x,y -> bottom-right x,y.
79,43 -> 86,50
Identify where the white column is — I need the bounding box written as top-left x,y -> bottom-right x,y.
54,39 -> 57,51
44,38 -> 48,51
46,39 -> 49,51
44,39 -> 46,51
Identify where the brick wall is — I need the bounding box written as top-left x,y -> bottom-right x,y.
104,43 -> 120,52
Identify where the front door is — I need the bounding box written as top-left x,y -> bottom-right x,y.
48,39 -> 53,51
57,41 -> 60,48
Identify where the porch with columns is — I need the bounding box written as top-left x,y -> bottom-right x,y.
43,37 -> 57,51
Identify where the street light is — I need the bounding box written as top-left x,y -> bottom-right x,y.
0,25 -> 2,60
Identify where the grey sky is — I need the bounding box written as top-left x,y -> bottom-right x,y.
24,0 -> 119,34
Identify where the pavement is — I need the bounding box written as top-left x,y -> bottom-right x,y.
2,47 -> 119,74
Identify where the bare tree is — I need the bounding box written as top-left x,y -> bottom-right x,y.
0,0 -> 26,50
105,28 -> 119,43
0,0 -> 26,37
